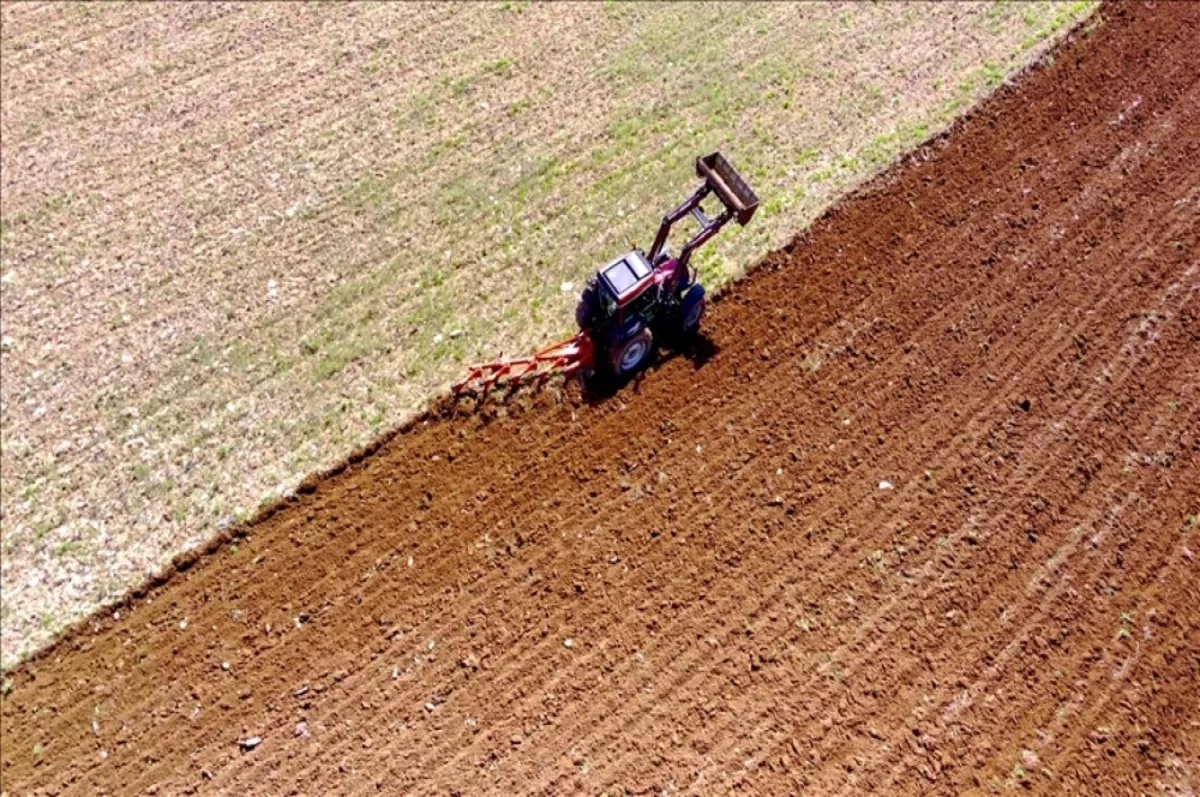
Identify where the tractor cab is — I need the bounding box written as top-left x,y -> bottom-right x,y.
576,249 -> 660,334
597,250 -> 655,308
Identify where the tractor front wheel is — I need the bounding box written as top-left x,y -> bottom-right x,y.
609,328 -> 653,378
679,283 -> 706,335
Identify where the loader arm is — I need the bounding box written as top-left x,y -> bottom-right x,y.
647,152 -> 759,291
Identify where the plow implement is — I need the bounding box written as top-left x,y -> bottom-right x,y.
452,331 -> 595,396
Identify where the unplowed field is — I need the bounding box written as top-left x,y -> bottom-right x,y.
2,3 -> 1197,794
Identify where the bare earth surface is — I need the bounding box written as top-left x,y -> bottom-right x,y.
0,0 -> 1095,665
3,2 -> 1199,795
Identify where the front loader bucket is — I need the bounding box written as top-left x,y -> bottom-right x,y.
696,152 -> 759,225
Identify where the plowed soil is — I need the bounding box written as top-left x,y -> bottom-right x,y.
2,3 -> 1198,795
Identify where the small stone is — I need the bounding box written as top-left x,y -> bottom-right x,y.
425,702 -> 437,713
294,685 -> 309,697
607,554 -> 620,565
564,638 -> 574,649
449,329 -> 464,339
294,722 -> 309,738
510,734 -> 523,747
879,481 -> 894,490
560,281 -> 574,293
178,619 -> 188,630
239,736 -> 262,750
221,662 -> 230,671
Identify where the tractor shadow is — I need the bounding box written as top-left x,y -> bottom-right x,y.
580,332 -> 721,405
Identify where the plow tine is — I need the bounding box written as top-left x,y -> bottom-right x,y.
453,332 -> 594,398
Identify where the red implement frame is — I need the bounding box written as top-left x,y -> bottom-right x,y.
453,331 -> 595,395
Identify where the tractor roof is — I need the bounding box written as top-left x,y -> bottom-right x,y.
599,250 -> 653,305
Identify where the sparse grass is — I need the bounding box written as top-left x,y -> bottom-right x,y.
0,1 -> 1097,668
53,541 -> 83,558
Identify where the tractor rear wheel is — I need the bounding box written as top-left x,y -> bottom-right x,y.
575,281 -> 600,329
679,283 -> 706,335
609,327 -> 653,378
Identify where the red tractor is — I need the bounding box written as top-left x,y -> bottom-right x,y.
455,152 -> 758,395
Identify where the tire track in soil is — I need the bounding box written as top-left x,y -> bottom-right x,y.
742,100 -> 1200,796
551,276 -> 1196,797
648,282 -> 1200,797
3,3 -> 1199,796
848,364 -> 1199,795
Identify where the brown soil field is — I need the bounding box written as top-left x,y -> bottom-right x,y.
3,2 -> 1198,794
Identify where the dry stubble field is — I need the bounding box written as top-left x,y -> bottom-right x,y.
0,1 -> 1094,666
